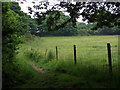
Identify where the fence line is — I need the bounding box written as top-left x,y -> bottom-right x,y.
54,43 -> 114,73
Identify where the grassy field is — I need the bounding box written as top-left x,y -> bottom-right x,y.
22,35 -> 118,66
16,35 -> 119,88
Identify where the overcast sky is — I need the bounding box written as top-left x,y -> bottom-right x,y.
18,0 -> 87,23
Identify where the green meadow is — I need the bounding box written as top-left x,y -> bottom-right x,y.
16,35 -> 119,88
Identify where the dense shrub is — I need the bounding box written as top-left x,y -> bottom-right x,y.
2,2 -> 28,88
24,49 -> 42,62
47,50 -> 55,61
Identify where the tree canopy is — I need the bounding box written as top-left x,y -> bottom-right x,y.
24,1 -> 120,31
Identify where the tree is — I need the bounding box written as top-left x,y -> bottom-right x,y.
24,1 -> 119,31
94,26 -> 120,35
29,19 -> 38,35
58,22 -> 77,36
2,2 -> 28,63
32,11 -> 77,36
2,2 -> 28,87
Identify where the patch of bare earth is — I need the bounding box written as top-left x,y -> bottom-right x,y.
31,64 -> 46,74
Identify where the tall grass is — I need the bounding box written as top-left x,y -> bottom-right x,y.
24,48 -> 42,62
22,35 -> 118,74
47,50 -> 55,61
24,50 -> 119,88
17,35 -> 119,88
22,35 -> 118,62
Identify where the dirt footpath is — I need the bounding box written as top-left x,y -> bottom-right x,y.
31,64 -> 46,73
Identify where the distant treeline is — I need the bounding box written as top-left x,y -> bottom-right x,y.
28,11 -> 119,36
10,2 -> 120,37
33,22 -> 119,36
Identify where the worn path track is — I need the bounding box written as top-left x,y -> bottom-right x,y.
31,64 -> 46,73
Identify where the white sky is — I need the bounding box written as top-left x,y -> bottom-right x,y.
18,0 -> 87,23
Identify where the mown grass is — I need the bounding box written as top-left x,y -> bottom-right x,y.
15,35 -> 119,88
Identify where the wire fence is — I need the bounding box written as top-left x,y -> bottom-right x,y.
43,43 -> 118,73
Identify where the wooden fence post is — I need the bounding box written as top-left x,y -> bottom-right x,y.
45,49 -> 48,56
107,43 -> 112,73
56,46 -> 58,60
74,45 -> 77,64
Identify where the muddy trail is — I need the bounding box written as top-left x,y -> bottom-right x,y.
30,64 -> 46,74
